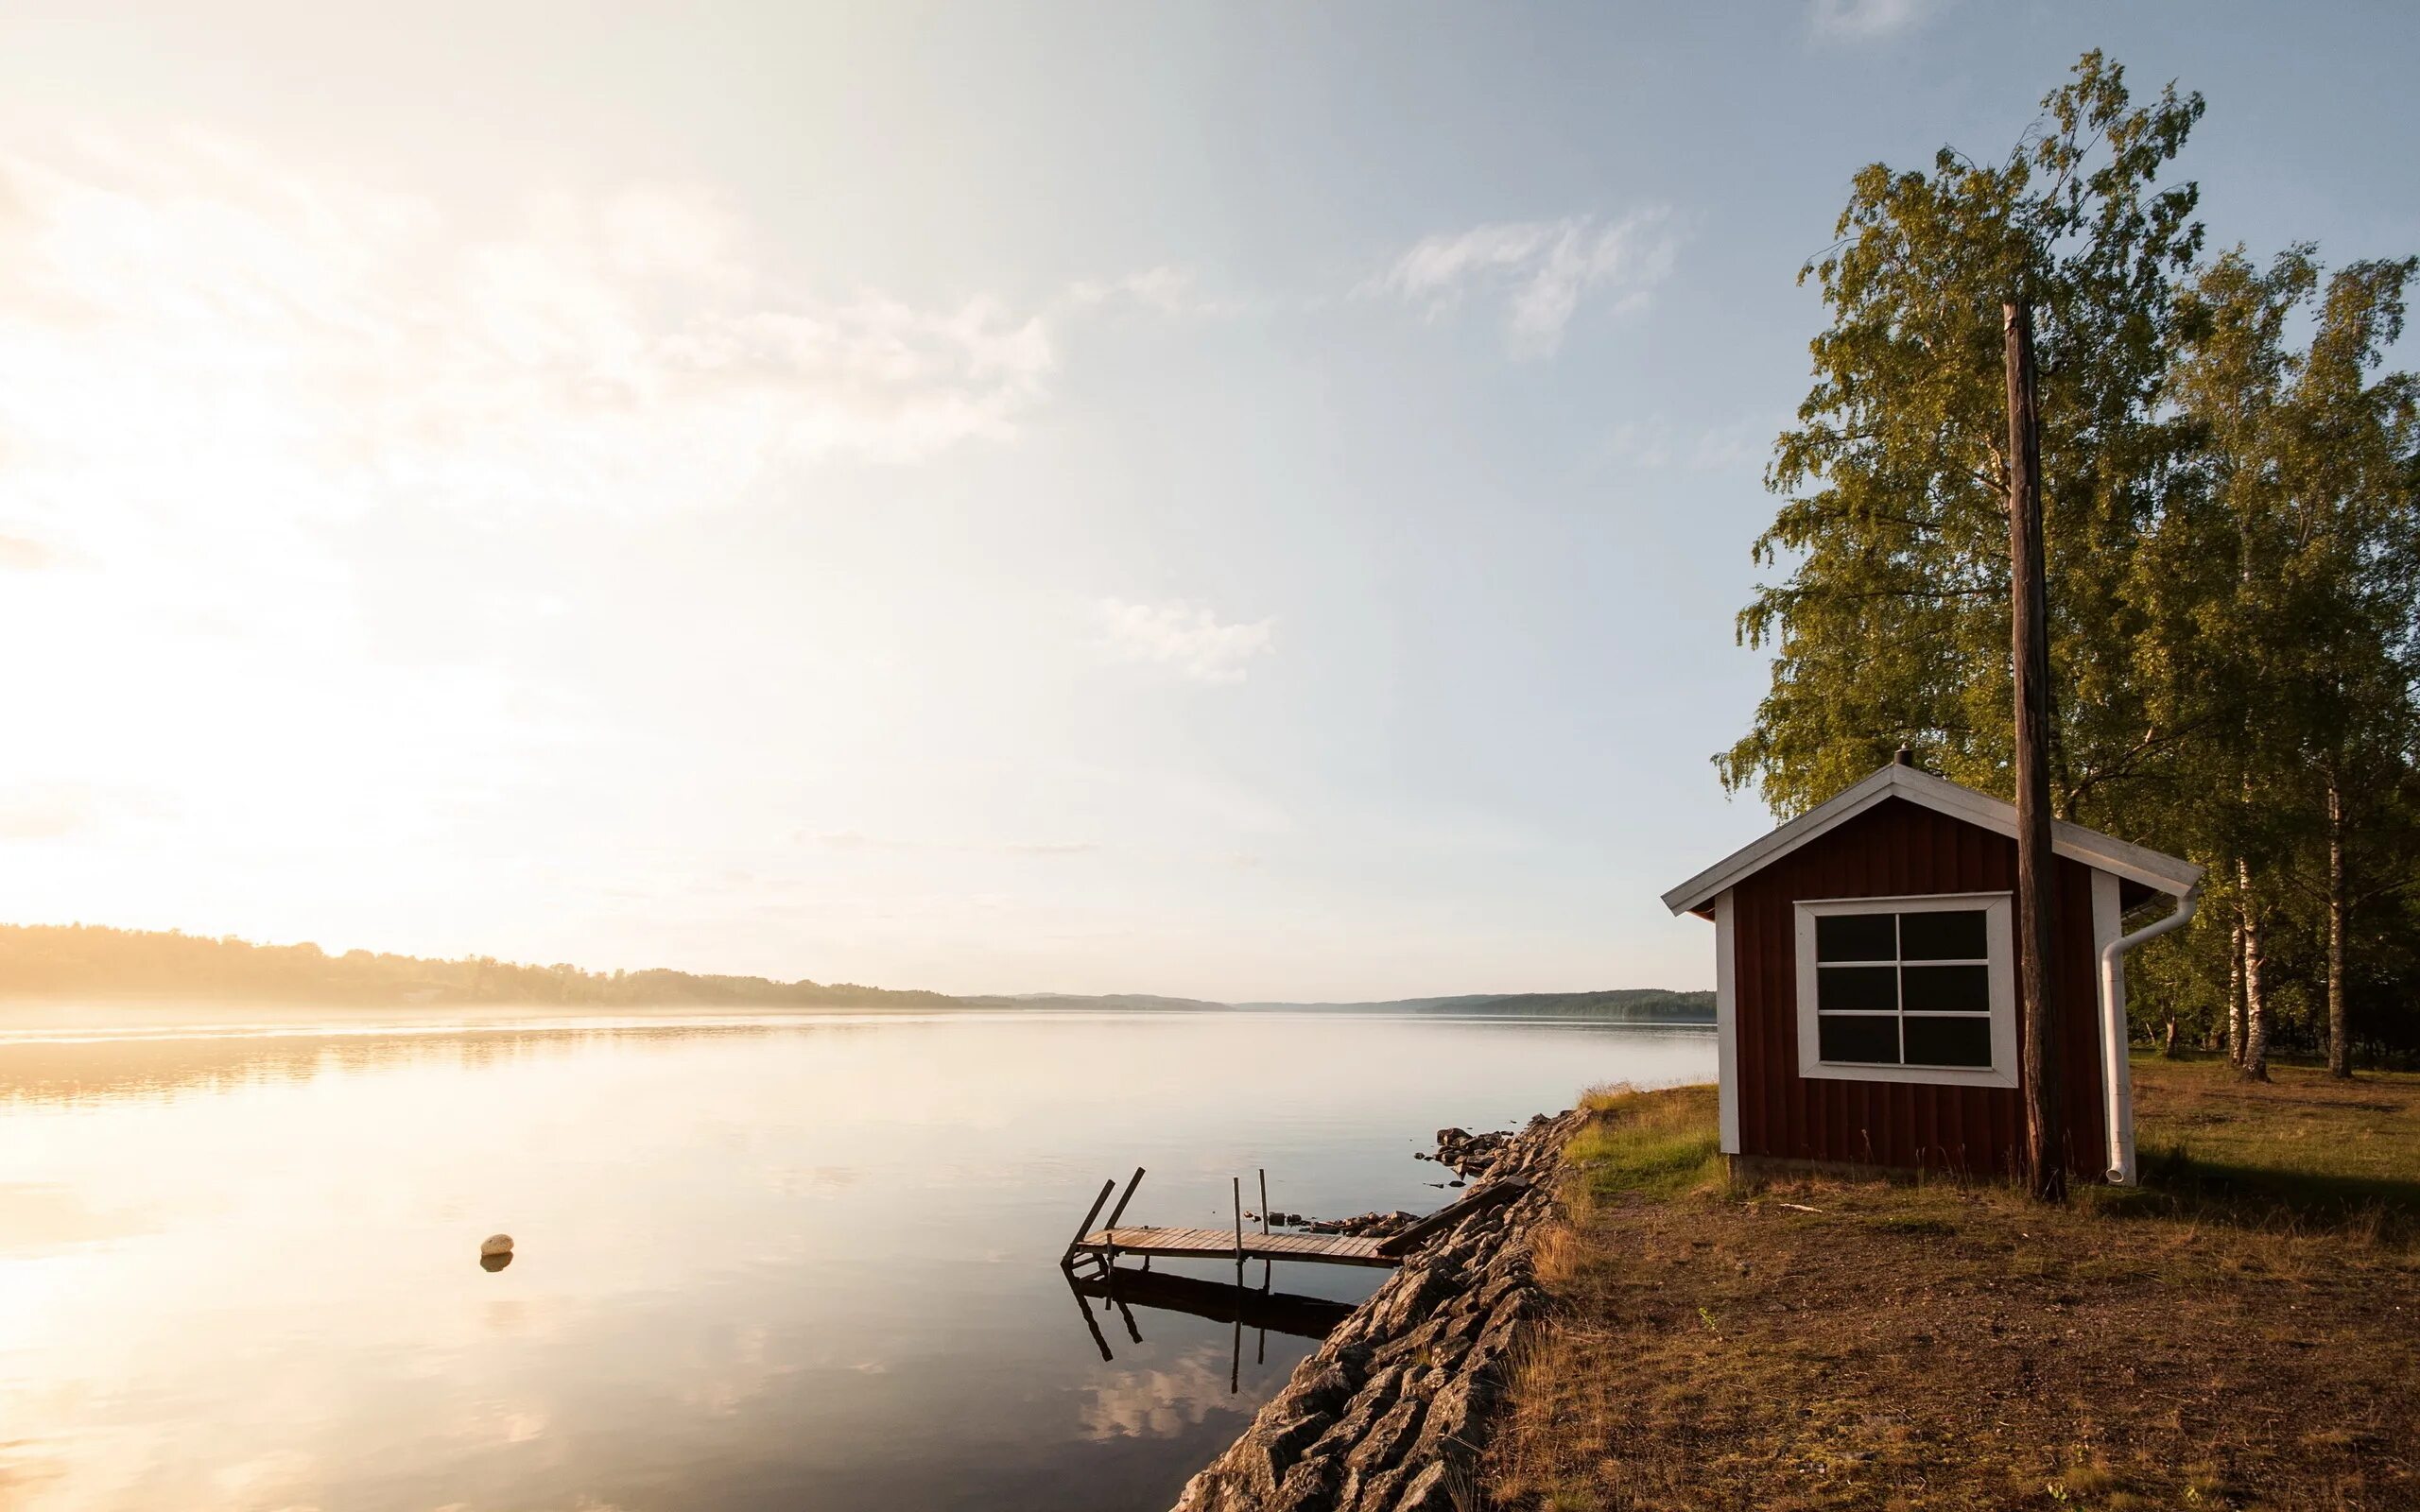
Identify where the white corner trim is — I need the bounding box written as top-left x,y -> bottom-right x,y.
1662,764 -> 2204,917
1714,887 -> 1739,1155
1790,892 -> 2019,1090
2091,870 -> 2133,1185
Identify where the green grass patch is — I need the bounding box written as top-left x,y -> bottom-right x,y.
1565,1082 -> 1725,1201
2090,1055 -> 2420,1242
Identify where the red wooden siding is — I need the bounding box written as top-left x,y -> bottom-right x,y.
1727,796 -> 2107,1178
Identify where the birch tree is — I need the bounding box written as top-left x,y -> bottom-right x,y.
1724,52 -> 2205,823
1730,51 -> 2420,1071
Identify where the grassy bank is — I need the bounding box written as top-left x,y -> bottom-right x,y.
1487,1057 -> 2420,1511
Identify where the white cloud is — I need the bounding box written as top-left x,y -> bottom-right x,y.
1359,208 -> 1680,358
0,129 -> 1058,542
811,831 -> 1099,857
0,782 -> 97,840
1809,0 -> 1936,39
1062,265 -> 1246,319
1091,598 -> 1275,685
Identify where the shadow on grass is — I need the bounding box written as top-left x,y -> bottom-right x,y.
2100,1143 -> 2420,1243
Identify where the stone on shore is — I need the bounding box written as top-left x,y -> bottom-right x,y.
1166,1108 -> 1582,1512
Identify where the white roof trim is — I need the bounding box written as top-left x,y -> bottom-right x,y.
1661,764 -> 2204,917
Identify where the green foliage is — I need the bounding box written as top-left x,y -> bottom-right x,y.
1725,50 -> 2206,817
1727,51 -> 2420,1067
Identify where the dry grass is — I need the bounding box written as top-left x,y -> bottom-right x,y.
1487,1058 -> 2420,1512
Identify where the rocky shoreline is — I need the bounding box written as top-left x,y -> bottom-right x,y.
1169,1108 -> 1584,1512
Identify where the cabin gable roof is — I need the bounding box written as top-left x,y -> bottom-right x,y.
1661,763 -> 2204,918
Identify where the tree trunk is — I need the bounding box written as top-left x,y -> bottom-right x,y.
2240,872 -> 2272,1084
2325,770 -> 2351,1079
2226,905 -> 2247,1067
2161,1017 -> 2182,1058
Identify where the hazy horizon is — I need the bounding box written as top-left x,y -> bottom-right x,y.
2,2 -> 2413,1000
0,918 -> 1716,1009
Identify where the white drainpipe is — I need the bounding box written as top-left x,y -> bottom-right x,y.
2099,885 -> 2199,1185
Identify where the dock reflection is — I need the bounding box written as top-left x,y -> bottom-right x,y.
1063,1263 -> 1353,1388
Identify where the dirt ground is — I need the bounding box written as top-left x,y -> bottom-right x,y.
1485,1061 -> 2420,1512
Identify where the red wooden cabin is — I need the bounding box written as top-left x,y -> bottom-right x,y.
1663,755 -> 2201,1183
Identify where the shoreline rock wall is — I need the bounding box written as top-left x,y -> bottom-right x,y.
1169,1109 -> 1583,1512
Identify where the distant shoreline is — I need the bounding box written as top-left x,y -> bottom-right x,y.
0,995 -> 1717,1028
0,923 -> 1714,1023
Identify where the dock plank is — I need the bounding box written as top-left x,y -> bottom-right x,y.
1076,1225 -> 1397,1269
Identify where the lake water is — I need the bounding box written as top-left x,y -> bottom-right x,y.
0,1008 -> 1713,1512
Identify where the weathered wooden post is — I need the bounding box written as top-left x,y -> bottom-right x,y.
2005,297 -> 2066,1203
1063,1177 -> 1115,1269
1232,1176 -> 1245,1286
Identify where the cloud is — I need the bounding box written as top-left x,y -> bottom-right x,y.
0,782 -> 97,840
1359,208 -> 1680,358
812,831 -> 1099,857
1809,0 -> 1937,38
1091,598 -> 1275,685
0,130 -> 1059,540
1062,265 -> 1247,320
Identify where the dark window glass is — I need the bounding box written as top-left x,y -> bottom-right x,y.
1818,1014 -> 1901,1065
1903,1015 -> 1992,1068
1815,912 -> 1895,962
1900,964 -> 1991,1014
1816,965 -> 1897,1014
1899,908 -> 1988,961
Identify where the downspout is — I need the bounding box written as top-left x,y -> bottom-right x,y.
2099,885 -> 2199,1185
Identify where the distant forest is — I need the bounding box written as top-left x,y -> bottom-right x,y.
0,923 -> 1714,1022
0,923 -> 956,1009
1225,989 -> 1716,1021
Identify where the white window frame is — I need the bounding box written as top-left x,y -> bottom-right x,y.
1792,891 -> 2017,1089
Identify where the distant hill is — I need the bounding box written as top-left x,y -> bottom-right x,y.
0,922 -> 954,1009
1229,988 -> 1715,1022
0,922 -> 1713,1022
954,992 -> 1230,1013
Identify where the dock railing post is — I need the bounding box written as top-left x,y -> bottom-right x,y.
1063,1178 -> 1115,1270
1257,1167 -> 1271,1290
1106,1167 -> 1148,1231
1101,1166 -> 1146,1271
1232,1176 -> 1245,1286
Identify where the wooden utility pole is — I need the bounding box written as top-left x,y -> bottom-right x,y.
2004,298 -> 2065,1202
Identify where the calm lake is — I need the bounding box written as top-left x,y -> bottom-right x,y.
0,1008 -> 1712,1511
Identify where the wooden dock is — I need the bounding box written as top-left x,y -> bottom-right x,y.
1073,1225 -> 1397,1268
1059,1165 -> 1528,1277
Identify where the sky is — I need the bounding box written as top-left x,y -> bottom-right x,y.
0,1 -> 2414,1001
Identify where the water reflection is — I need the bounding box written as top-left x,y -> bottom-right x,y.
1074,1265 -> 1356,1345
0,1009 -> 1710,1511
0,1013 -> 873,1106
1063,1262 -> 1356,1409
